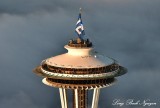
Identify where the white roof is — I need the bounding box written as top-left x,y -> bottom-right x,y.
45,45 -> 115,68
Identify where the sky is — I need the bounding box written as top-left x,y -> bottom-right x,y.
0,0 -> 160,108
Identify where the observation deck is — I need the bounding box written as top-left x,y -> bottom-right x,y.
33,38 -> 127,89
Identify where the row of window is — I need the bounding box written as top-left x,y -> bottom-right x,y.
47,78 -> 114,85
42,63 -> 119,74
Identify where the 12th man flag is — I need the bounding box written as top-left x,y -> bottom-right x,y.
75,11 -> 85,39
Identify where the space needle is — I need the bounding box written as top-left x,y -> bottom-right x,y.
33,9 -> 127,108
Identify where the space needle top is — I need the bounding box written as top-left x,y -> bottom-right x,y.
34,9 -> 127,89
33,10 -> 127,108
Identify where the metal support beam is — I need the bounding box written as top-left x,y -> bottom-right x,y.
59,88 -> 68,108
91,88 -> 100,108
74,89 -> 78,108
63,89 -> 68,108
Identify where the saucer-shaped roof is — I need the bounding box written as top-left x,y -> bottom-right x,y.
45,45 -> 115,69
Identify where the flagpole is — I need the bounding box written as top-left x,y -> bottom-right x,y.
79,7 -> 82,41
79,8 -> 82,14
75,8 -> 85,41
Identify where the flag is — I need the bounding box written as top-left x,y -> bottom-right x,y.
75,13 -> 85,39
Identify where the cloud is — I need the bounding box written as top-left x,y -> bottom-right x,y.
0,91 -> 46,108
0,0 -> 160,108
99,70 -> 160,107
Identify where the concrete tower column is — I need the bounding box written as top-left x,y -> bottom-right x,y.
59,88 -> 68,108
91,88 -> 100,108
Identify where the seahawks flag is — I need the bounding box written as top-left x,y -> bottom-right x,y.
75,12 -> 85,39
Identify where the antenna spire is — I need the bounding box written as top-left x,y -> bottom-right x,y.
79,8 -> 82,14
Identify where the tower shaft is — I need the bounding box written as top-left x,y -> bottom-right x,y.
59,88 -> 68,108
73,89 -> 88,108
